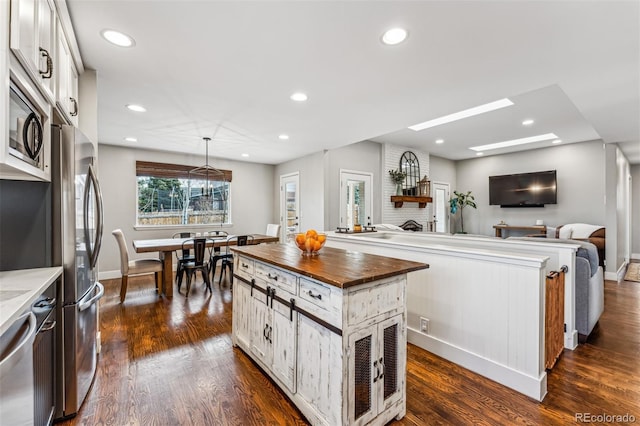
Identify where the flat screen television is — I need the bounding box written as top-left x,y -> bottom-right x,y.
489,170 -> 557,207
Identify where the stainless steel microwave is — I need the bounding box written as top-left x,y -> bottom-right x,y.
9,82 -> 45,168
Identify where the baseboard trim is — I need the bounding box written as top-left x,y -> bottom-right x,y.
99,269 -> 121,280
407,327 -> 547,401
565,330 -> 579,350
631,253 -> 640,260
604,261 -> 629,282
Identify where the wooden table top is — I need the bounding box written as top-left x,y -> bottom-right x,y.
133,234 -> 279,253
231,243 -> 428,289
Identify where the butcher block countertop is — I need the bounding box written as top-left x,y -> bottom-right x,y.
231,243 -> 428,289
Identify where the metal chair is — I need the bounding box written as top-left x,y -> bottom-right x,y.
178,237 -> 212,297
173,232 -> 195,284
112,229 -> 163,302
218,235 -> 253,289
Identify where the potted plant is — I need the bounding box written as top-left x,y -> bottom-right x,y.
449,190 -> 477,233
389,169 -> 407,195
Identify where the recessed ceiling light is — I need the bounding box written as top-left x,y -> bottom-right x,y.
409,98 -> 514,131
435,139 -> 444,144
469,133 -> 558,151
101,29 -> 135,47
381,28 -> 408,45
476,152 -> 484,156
552,139 -> 562,144
522,119 -> 534,126
279,134 -> 289,140
126,104 -> 146,112
241,153 -> 249,157
124,137 -> 137,142
290,92 -> 308,102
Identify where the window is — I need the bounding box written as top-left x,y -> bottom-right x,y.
136,161 -> 232,226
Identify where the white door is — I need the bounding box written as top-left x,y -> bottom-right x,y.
339,170 -> 373,230
280,172 -> 299,243
432,182 -> 450,233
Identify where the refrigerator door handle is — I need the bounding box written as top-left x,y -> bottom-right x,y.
78,282 -> 104,312
84,164 -> 104,269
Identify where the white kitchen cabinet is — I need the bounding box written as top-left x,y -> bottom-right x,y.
10,0 -> 56,101
231,276 -> 251,349
246,277 -> 297,393
231,245 -> 427,426
55,19 -> 78,126
347,315 -> 405,425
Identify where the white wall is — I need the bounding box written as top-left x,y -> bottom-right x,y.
324,140 -> 382,231
97,144 -> 275,276
274,151 -> 325,232
632,164 -> 640,259
455,140 -> 606,237
428,155 -> 457,192
604,144 -> 632,277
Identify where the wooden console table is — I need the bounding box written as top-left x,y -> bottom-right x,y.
493,224 -> 546,238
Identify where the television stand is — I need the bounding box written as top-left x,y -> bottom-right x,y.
493,224 -> 546,238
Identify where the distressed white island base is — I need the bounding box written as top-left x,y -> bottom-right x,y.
230,244 -> 428,426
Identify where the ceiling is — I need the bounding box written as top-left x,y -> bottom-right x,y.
66,1 -> 640,165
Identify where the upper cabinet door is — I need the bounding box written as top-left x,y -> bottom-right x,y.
10,0 -> 56,101
55,19 -> 78,126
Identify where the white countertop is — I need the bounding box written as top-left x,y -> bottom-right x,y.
0,267 -> 63,335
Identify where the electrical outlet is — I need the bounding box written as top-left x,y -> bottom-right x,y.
420,317 -> 429,334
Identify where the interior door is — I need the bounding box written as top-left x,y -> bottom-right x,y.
280,172 -> 299,243
432,182 -> 450,233
339,170 -> 373,230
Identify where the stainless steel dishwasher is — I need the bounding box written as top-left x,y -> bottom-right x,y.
0,311 -> 37,425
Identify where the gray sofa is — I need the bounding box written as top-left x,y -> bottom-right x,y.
509,237 -> 604,342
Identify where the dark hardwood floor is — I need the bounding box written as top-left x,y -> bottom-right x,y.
59,263 -> 640,425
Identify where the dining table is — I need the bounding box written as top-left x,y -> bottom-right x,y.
132,234 -> 280,297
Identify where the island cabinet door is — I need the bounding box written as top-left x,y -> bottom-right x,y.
232,278 -> 251,349
347,314 -> 404,426
296,315 -> 342,426
270,299 -> 297,392
250,289 -> 272,367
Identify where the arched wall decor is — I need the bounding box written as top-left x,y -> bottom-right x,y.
399,151 -> 419,196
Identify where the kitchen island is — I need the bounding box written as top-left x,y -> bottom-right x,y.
230,244 -> 428,426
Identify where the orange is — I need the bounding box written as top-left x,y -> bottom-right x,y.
313,240 -> 323,251
304,238 -> 315,252
306,229 -> 318,239
317,234 -> 326,244
295,233 -> 306,246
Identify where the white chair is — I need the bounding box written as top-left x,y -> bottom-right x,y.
266,223 -> 280,238
112,229 -> 164,302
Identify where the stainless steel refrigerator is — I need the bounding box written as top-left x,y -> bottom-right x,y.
52,124 -> 104,420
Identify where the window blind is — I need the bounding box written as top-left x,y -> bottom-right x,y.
136,161 -> 232,182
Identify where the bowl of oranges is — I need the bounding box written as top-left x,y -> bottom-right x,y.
294,229 -> 327,255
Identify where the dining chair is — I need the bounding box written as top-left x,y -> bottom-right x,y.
265,223 -> 280,238
178,237 -> 212,297
173,232 -> 195,284
218,235 -> 253,289
112,229 -> 164,303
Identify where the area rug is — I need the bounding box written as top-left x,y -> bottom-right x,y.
624,263 -> 640,282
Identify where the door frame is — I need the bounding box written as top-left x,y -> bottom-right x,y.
280,172 -> 300,242
339,169 -> 373,229
431,181 -> 450,233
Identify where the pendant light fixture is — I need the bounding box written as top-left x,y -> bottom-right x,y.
188,137 -> 227,204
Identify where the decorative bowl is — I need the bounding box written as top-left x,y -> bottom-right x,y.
294,231 -> 327,255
